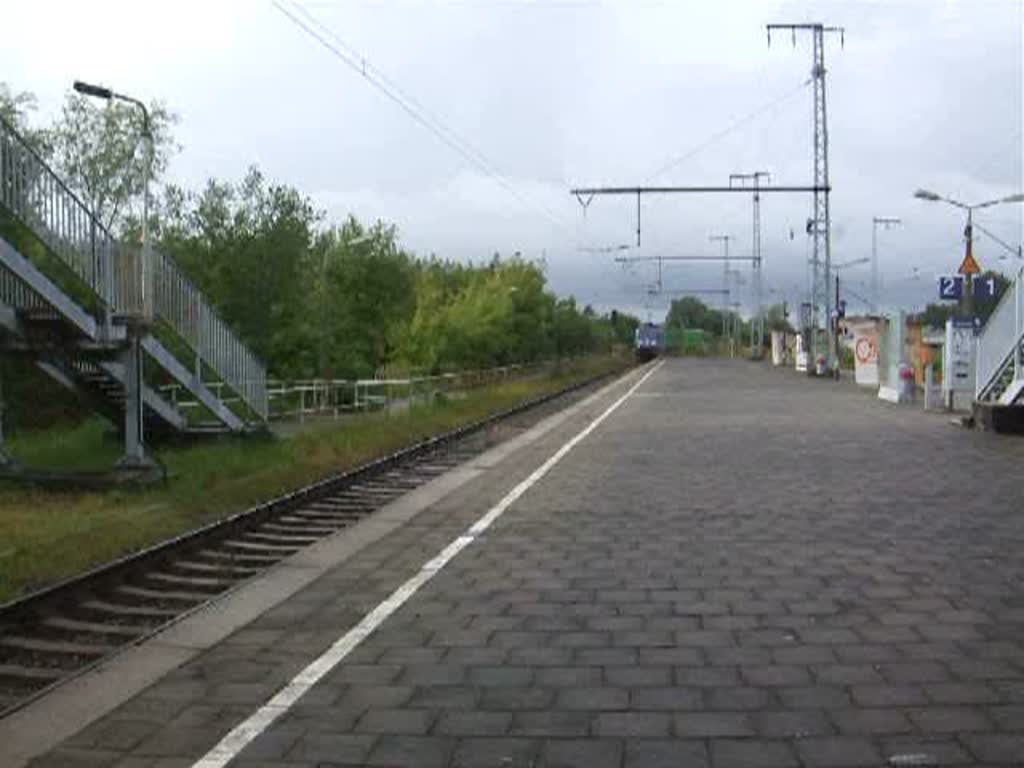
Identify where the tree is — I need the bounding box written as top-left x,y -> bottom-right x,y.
319,218 -> 416,378
0,82 -> 49,155
665,296 -> 725,337
48,92 -> 177,234
157,167 -> 322,375
765,303 -> 794,333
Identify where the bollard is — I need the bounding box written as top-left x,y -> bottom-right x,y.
924,364 -> 935,411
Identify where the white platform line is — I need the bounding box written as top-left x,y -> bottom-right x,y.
191,361 -> 662,768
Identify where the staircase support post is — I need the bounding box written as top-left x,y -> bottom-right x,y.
0,360 -> 10,466
1015,275 -> 1022,388
119,332 -> 149,467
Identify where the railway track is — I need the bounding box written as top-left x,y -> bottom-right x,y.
0,369 -> 622,719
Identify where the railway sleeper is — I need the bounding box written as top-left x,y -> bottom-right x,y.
272,515 -> 348,528
144,572 -> 234,590
196,548 -> 283,565
41,616 -> 145,639
262,522 -> 339,536
170,559 -> 263,576
290,510 -> 367,523
242,531 -> 321,546
116,585 -> 215,603
81,599 -> 180,619
221,540 -> 302,554
305,501 -> 361,512
0,635 -> 114,657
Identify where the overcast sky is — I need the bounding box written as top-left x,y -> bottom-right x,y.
4,0 -> 1022,320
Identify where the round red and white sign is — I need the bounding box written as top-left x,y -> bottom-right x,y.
855,336 -> 877,364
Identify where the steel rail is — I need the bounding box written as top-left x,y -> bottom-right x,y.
0,365 -> 626,719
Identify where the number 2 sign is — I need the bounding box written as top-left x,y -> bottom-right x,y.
938,275 -> 964,301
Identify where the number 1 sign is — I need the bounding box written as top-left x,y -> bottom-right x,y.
974,275 -> 998,300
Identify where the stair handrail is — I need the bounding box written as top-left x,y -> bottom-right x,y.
0,115 -> 267,420
975,264 -> 1024,400
0,113 -> 118,310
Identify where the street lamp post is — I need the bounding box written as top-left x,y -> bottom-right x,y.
914,190 -> 1024,316
74,81 -> 153,315
871,216 -> 901,314
73,80 -> 153,468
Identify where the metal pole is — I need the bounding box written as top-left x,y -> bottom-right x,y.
123,335 -> 145,464
871,216 -> 901,316
730,171 -> 770,359
636,191 -> 641,248
1015,268 -> 1021,385
767,23 -> 844,373
871,220 -> 878,314
835,273 -> 841,378
811,25 -> 836,372
710,235 -> 734,352
0,362 -> 9,466
142,126 -> 151,317
753,185 -> 763,358
965,208 -> 975,318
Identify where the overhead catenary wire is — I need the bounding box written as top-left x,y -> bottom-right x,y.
273,0 -> 578,240
644,78 -> 810,182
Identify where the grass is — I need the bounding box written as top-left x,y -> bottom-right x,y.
0,355 -> 628,604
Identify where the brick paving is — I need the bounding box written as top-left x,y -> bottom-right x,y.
25,359 -> 1024,767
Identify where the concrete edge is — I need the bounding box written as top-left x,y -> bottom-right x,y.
0,364 -> 645,767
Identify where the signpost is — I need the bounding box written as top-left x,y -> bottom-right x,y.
851,320 -> 880,387
943,316 -> 976,410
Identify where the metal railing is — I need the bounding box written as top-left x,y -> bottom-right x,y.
0,115 -> 267,420
976,264 -> 1024,401
160,360 -> 574,424
0,265 -> 46,311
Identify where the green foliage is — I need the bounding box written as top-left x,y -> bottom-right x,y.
399,258 -> 620,373
2,81 -> 636,395
156,172 -> 628,380
47,92 -> 178,233
158,168 -> 322,371
319,218 -> 416,378
665,295 -> 745,339
0,82 -> 49,155
765,302 -> 794,333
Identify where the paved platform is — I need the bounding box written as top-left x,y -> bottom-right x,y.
11,358 -> 1024,767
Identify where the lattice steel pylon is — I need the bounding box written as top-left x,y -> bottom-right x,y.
730,171 -> 770,359
768,22 -> 844,372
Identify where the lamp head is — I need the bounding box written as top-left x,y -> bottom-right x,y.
73,80 -> 112,100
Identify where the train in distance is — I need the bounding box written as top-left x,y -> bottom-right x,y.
634,322 -> 665,362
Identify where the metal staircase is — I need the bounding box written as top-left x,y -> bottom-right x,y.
0,114 -> 267,462
976,264 -> 1024,406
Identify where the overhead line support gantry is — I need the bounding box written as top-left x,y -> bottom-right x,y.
767,21 -> 844,374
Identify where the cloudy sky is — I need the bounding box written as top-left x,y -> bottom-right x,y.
4,0 -> 1022,320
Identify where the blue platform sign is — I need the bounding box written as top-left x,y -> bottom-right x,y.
974,274 -> 998,301
938,274 -> 964,301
